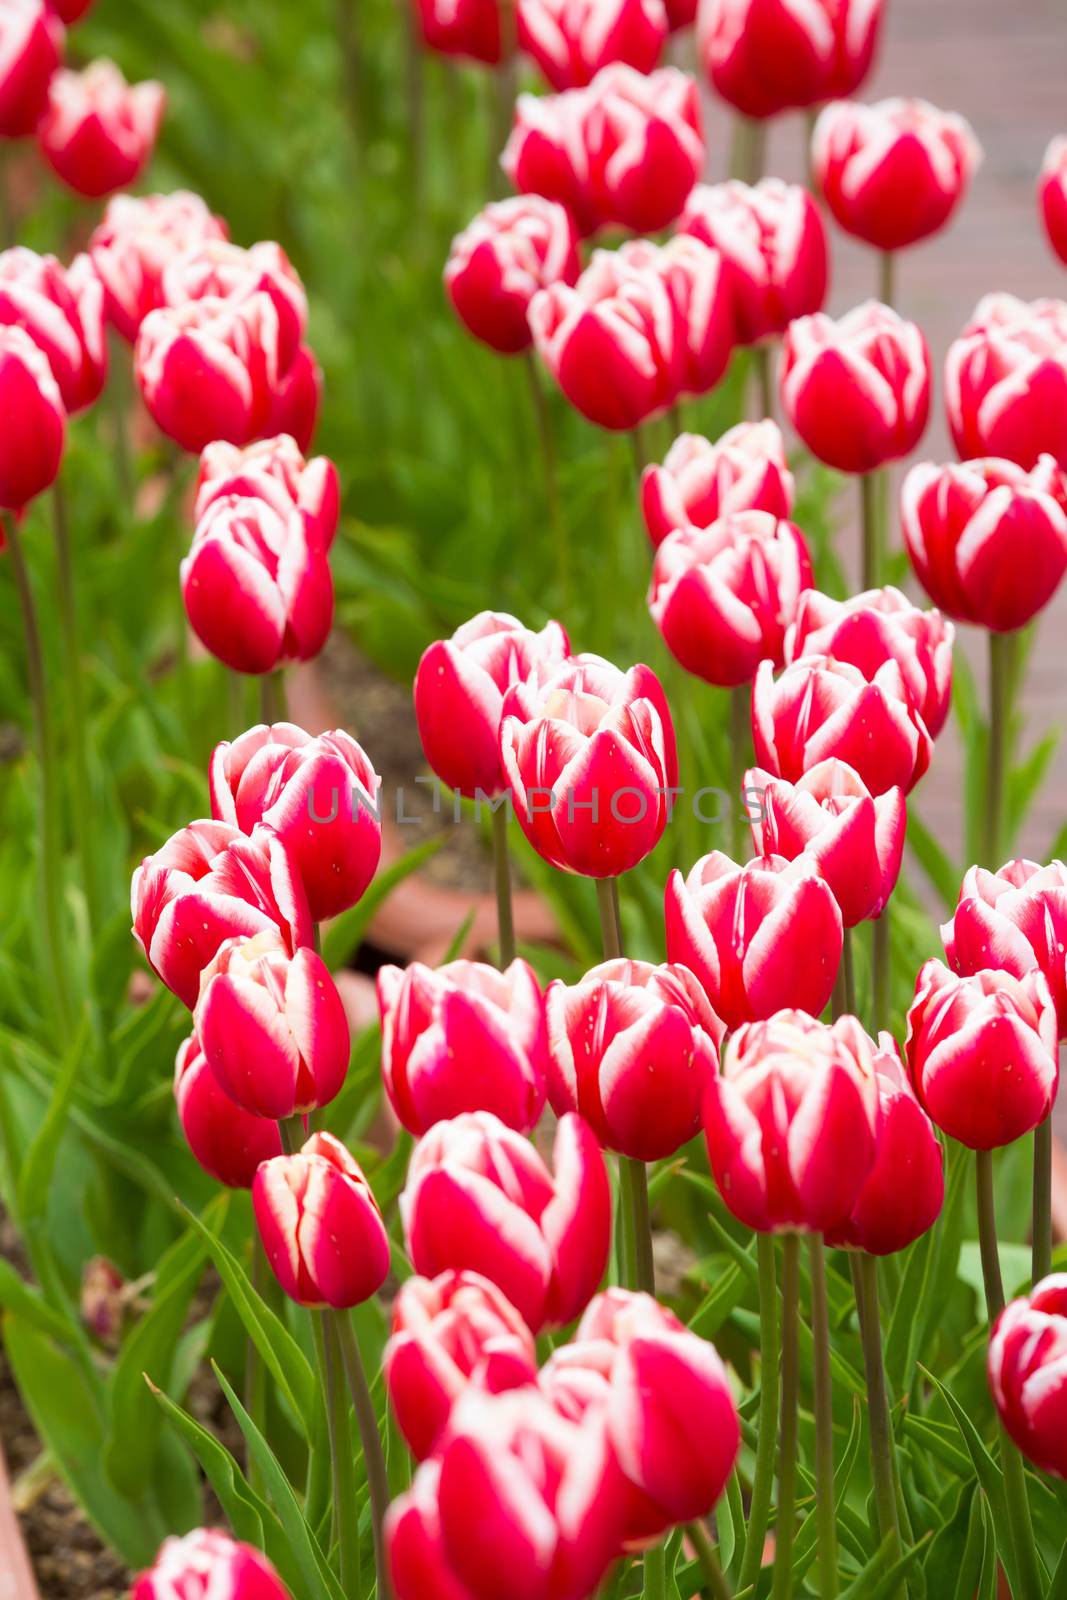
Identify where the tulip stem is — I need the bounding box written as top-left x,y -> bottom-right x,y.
871,912 -> 890,1033
52,479 -> 100,938
1033,1114 -> 1053,1285
491,0 -> 518,197
245,1237 -> 269,1496
753,344 -> 775,423
850,1254 -> 902,1580
277,1115 -> 303,1155
629,425 -> 650,479
491,803 -> 515,966
620,1155 -> 655,1294
260,669 -> 286,725
738,1231 -> 779,1592
729,683 -> 750,860
832,926 -> 856,1020
771,1233 -> 800,1600
642,1538 -> 667,1600
879,252 -> 895,310
334,1309 -> 392,1600
809,1235 -> 838,1597
595,875 -> 623,961
986,630 -> 1012,868
313,1313 -> 361,1597
729,115 -> 766,184
523,352 -> 570,606
860,469 -> 884,590
688,1520 -> 732,1600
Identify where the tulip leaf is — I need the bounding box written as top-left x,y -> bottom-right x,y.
837,1530 -> 932,1600
0,1257 -> 77,1343
901,1415 -> 971,1479
688,1261 -> 746,1340
924,1481 -> 982,1599
717,1469 -> 745,1579
15,1014 -> 91,1227
321,834 -> 445,971
793,1397 -> 864,1584
906,808 -> 960,914
1049,1537 -> 1067,1600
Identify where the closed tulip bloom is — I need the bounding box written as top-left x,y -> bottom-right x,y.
209,722 -> 380,922
173,1033 -> 282,1189
1039,138 -> 1067,268
254,1132 -> 390,1308
901,455 -> 1067,632
698,0 -> 883,120
747,759 -> 904,926
38,61 -> 165,198
781,301 -> 931,474
664,0 -> 695,24
47,0 -> 92,19
666,852 -> 842,1028
162,238 -> 308,382
0,326 -> 64,510
500,654 -> 677,878
181,496 -> 334,675
620,235 -> 734,398
905,959 -> 1058,1150
753,653 -> 932,796
945,294 -> 1067,471
812,98 -> 981,253
649,511 -> 813,687
131,1530 -> 291,1600
415,0 -> 502,62
520,0 -> 667,90
194,931 -> 349,1119
445,197 -> 580,355
196,435 -> 339,550
402,1111 -> 611,1331
545,958 -> 724,1160
989,1276 -> 1067,1480
385,1270 -> 538,1460
678,179 -> 828,346
131,819 -> 312,1010
0,248 -> 107,414
641,422 -> 795,549
387,1463 -> 476,1600
88,190 -> 228,342
942,860 -> 1067,1038
378,958 -> 548,1135
135,295 -> 276,452
0,0 -> 62,139
263,341 -> 321,453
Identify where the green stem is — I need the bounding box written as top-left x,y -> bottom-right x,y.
975,1150 -> 1004,1322
1033,1115 -> 1053,1285
334,0 -> 363,161
738,1233 -> 778,1592
491,0 -> 518,197
729,682 -> 750,860
0,144 -> 14,248
809,1235 -> 838,1598
260,669 -> 286,725
108,331 -> 133,508
986,630 -> 1012,867
629,424 -> 650,479
245,1237 -> 269,1496
771,1234 -> 800,1600
278,1115 -> 304,1155
729,114 -> 766,183
688,1521 -> 732,1600
642,1539 -> 666,1600
334,1309 -> 392,1600
860,470 -> 884,590
313,1314 -> 361,1597
524,352 -> 570,606
619,1155 -> 654,1294
851,1255 -> 902,1578
879,252 -> 895,310
52,479 -> 100,937
871,913 -> 890,1033
595,875 -> 623,961
753,343 -> 775,423
491,803 -> 515,966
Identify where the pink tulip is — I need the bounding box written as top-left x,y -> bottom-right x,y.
196,434 -> 339,550
945,294 -> 1067,471
209,722 -> 380,922
402,1111 -> 611,1331
38,60 -> 165,198
161,239 -> 308,382
135,295 -> 276,452
617,234 -> 734,398
131,1530 -> 291,1600
698,0 -> 883,119
88,190 -> 228,342
988,1276 -> 1067,1480
705,1010 -> 879,1232
942,860 -> 1067,1038
0,326 -> 64,509
1039,138 -> 1067,269
385,1270 -> 538,1460
263,341 -> 321,452
415,0 -> 503,62
905,959 -> 1058,1150
520,0 -> 667,90
173,1032 -> 282,1189
0,0 -> 62,139
640,421 -> 795,549
0,247 -> 106,414
445,196 -> 580,355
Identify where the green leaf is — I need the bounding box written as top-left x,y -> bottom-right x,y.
688,1262 -> 746,1340
907,809 -> 960,914
16,1014 -> 91,1225
322,835 -> 444,971
924,1482 -> 982,1600
0,1258 -> 76,1342
919,1365 -> 1019,1596
957,1241 -> 1031,1307
837,1530 -> 931,1600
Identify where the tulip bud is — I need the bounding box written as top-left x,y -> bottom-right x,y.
901,455 -> 1067,632
905,959 -> 1058,1150
698,0 -> 883,119
620,234 -> 734,398
546,959 -> 723,1160
415,0 -> 502,63
379,958 -> 548,1135
174,1032 -> 282,1188
705,1010 -> 879,1233
648,511 -> 813,687
988,1276 -> 1067,1480
499,654 -> 677,878
752,652 -> 932,796
413,611 -> 570,798
0,0 -> 63,139
38,60 -> 165,199
88,190 -> 228,343
519,0 -> 667,90
445,196 -> 580,355
0,325 -> 64,510
181,496 -> 334,675
135,295 -> 275,452
945,294 -> 1067,471
781,301 -> 931,474
402,1111 -> 611,1332
1039,138 -> 1067,268
679,179 -> 828,345
665,852 -> 842,1028
384,1270 -> 538,1460
132,1530 -> 291,1600
130,819 -> 312,1009
47,0 -> 92,19
209,722 -> 380,922
196,434 -> 339,549
942,860 -> 1067,1039
0,247 -> 107,414
253,1131 -> 390,1308
812,98 -> 981,252
81,1256 -> 125,1346
162,239 -> 308,382
641,422 -> 795,549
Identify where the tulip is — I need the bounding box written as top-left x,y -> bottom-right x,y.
161,239 -> 309,382
88,190 -> 228,343
254,1131 -> 390,1308
904,959 -> 1058,1150
47,0 -> 91,18
752,652 -> 932,796
131,1530 -> 291,1600
519,0 -> 667,90
415,0 -> 502,62
379,958 -> 547,1135
1039,138 -> 1067,268
640,421 -> 795,549
402,1110 -> 611,1331
499,653 -> 677,878
665,852 -> 842,1028
705,1010 -> 879,1232
663,0 -> 695,24
194,931 -> 349,1120
130,819 -> 311,1010
0,326 -> 65,510
988,1276 -> 1067,1480
901,455 -> 1067,632
545,958 -> 724,1160
698,0 -> 884,120
445,196 -> 580,355
135,295 -> 277,452
747,760 -> 904,927
37,60 -> 165,198
196,435 -> 340,549
0,0 -> 62,139
209,722 -> 380,923
945,294 -> 1067,471
387,1462 -> 476,1600
414,611 -> 570,798
180,495 -> 334,675
648,511 -> 813,687
173,1032 -> 282,1189
830,1038 -> 944,1254
262,341 -> 321,453
622,234 -> 734,398
678,179 -> 828,346
942,860 -> 1067,1038
0,248 -> 107,414
781,301 -> 931,474
384,1270 -> 538,1460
